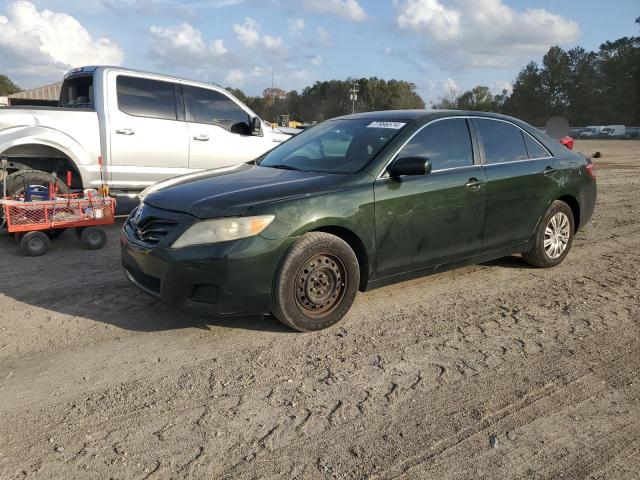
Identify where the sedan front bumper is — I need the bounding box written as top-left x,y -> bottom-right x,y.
120,206 -> 293,317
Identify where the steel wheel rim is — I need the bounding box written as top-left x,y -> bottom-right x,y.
544,212 -> 570,259
295,253 -> 347,317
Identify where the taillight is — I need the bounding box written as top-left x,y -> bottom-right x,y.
586,163 -> 596,179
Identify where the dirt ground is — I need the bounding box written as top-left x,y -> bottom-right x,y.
0,139 -> 639,479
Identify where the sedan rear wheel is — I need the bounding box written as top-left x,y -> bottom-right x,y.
523,200 -> 575,268
273,232 -> 359,331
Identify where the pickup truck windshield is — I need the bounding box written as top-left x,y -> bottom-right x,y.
59,75 -> 94,108
259,118 -> 407,174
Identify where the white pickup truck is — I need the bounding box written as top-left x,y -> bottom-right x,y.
0,66 -> 292,211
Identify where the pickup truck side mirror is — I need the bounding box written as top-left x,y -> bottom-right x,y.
388,157 -> 432,179
251,116 -> 262,136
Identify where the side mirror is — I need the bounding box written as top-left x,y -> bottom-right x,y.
388,157 -> 432,179
251,116 -> 262,135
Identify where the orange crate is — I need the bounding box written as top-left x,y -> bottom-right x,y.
2,197 -> 115,233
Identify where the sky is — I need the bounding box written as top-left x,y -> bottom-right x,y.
0,0 -> 638,104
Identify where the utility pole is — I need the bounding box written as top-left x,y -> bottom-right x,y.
349,82 -> 360,115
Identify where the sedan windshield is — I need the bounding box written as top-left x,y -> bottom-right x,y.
259,118 -> 408,174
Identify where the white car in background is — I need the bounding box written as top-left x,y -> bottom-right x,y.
0,66 -> 292,211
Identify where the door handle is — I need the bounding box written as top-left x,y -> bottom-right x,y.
193,134 -> 210,142
465,178 -> 485,189
543,166 -> 557,175
115,128 -> 135,135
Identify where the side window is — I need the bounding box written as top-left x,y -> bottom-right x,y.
523,133 -> 551,159
116,76 -> 177,120
397,118 -> 473,170
183,86 -> 250,134
476,119 -> 529,164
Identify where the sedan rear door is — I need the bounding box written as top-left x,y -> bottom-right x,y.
473,118 -> 559,252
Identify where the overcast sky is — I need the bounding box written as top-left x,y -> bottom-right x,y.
0,0 -> 638,103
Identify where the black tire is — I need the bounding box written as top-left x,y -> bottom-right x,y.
4,169 -> 70,198
20,231 -> 50,257
523,200 -> 575,268
74,227 -> 85,239
272,232 -> 360,332
80,226 -> 107,250
1,170 -> 70,222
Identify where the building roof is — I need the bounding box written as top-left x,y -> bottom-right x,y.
9,82 -> 62,101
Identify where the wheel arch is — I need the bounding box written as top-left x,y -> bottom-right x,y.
1,142 -> 84,189
0,127 -> 95,189
557,194 -> 581,232
309,225 -> 370,291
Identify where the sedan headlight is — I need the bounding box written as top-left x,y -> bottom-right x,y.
171,215 -> 275,249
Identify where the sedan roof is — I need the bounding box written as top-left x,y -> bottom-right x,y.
334,109 -> 519,123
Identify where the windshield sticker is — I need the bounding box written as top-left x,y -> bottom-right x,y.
366,121 -> 406,129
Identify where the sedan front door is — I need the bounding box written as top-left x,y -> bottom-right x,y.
374,118 -> 486,277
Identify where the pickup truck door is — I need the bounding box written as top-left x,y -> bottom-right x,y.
182,85 -> 275,169
108,74 -> 190,189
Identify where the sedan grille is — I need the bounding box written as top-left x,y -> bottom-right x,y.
127,205 -> 181,248
134,218 -> 178,246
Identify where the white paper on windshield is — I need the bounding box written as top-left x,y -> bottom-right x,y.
366,121 -> 406,129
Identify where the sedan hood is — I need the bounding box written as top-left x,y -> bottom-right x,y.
143,163 -> 345,218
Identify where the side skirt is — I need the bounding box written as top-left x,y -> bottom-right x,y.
363,244 -> 531,292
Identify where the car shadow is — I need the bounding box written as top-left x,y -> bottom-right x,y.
481,254 -> 533,269
0,221 -> 289,334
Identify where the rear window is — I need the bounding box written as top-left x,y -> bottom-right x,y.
523,134 -> 551,159
60,75 -> 94,108
476,119 -> 529,164
116,76 -> 178,121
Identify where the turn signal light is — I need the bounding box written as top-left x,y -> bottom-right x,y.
586,163 -> 596,179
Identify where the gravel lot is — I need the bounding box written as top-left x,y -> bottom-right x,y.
0,139 -> 639,479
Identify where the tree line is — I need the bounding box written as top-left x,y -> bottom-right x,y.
227,77 -> 425,124
435,19 -> 640,126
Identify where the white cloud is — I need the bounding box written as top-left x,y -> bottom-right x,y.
316,26 -> 333,47
263,34 -> 283,51
0,1 -> 123,86
303,0 -> 368,22
225,69 -> 245,85
149,23 -> 227,67
396,0 -> 580,68
444,77 -> 459,92
289,17 -> 305,36
494,80 -> 513,94
233,17 -> 260,48
232,17 -> 284,52
211,38 -> 228,55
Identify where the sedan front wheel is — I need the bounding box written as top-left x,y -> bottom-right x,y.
272,232 -> 360,331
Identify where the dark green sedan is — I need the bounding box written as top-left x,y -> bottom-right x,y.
121,110 -> 597,331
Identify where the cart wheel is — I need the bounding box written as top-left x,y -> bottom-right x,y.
74,227 -> 85,239
80,226 -> 107,250
20,231 -> 50,257
46,228 -> 66,240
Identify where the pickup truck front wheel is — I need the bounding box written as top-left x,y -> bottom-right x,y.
3,169 -> 70,198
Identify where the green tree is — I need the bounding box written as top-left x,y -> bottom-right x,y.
0,74 -> 21,96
